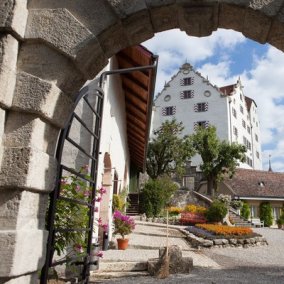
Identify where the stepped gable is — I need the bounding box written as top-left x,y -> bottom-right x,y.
224,168 -> 284,198
154,62 -> 220,101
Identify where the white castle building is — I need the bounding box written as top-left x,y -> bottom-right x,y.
151,63 -> 263,170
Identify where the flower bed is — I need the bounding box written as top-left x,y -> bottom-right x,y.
183,224 -> 268,249
196,224 -> 253,236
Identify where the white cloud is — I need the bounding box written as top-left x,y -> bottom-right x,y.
143,29 -> 284,172
144,29 -> 246,96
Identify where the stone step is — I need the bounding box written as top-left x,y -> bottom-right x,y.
98,261 -> 148,272
90,271 -> 150,280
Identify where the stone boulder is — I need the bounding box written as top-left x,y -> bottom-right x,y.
148,245 -> 193,276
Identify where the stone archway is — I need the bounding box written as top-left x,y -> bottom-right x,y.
1,1 -> 284,282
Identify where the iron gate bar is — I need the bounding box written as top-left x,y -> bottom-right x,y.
58,196 -> 92,207
83,97 -> 102,118
41,60 -> 158,284
54,228 -> 91,233
73,113 -> 100,139
60,165 -> 96,184
65,136 -> 98,161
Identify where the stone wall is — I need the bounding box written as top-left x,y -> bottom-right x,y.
2,0 -> 284,282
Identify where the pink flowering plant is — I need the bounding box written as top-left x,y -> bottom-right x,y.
113,210 -> 135,239
53,165 -> 106,257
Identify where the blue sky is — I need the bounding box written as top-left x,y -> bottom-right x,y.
143,29 -> 284,172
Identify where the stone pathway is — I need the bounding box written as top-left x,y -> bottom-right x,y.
90,222 -> 284,283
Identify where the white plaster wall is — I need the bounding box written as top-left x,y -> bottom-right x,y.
95,57 -> 130,241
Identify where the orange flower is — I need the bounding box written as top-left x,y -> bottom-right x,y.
196,224 -> 252,236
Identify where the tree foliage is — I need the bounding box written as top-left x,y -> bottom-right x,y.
140,176 -> 178,217
191,126 -> 246,196
146,119 -> 195,179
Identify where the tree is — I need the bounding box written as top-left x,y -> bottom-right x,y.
146,119 -> 195,179
191,126 -> 246,196
140,176 -> 178,217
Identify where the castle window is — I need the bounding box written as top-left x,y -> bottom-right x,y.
233,126 -> 238,137
240,94 -> 243,101
180,90 -> 194,99
242,120 -> 246,128
246,156 -> 253,167
194,121 -> 209,130
256,151 -> 260,159
180,77 -> 194,86
240,105 -> 244,114
232,108 -> 237,118
247,126 -> 251,134
194,102 -> 208,112
255,134 -> 259,142
162,106 -> 176,116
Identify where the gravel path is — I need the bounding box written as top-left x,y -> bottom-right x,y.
93,227 -> 284,283
202,228 -> 284,268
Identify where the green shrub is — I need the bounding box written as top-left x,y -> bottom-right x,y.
240,202 -> 250,219
140,176 -> 178,217
230,200 -> 243,210
259,202 -> 273,227
206,200 -> 228,223
112,187 -> 129,213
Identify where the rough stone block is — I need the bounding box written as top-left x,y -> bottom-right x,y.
268,20 -> 284,52
179,4 -> 218,37
12,72 -> 74,128
243,8 -> 272,43
107,0 -> 147,18
26,9 -> 90,56
0,229 -> 48,277
75,36 -> 108,79
122,10 -> 154,45
4,111 -> 60,156
0,189 -> 48,230
18,42 -> 85,96
0,34 -> 18,108
28,0 -> 118,36
0,0 -> 28,38
219,3 -> 246,32
249,0 -> 284,17
149,5 -> 179,33
97,24 -> 129,58
0,146 -> 57,192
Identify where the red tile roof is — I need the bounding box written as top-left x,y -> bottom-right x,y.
224,168 -> 284,198
219,84 -> 236,96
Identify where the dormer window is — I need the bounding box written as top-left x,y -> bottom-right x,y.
258,181 -> 265,187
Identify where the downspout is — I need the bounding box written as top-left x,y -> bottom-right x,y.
250,125 -> 254,168
228,97 -> 233,143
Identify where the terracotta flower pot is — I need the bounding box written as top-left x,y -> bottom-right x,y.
117,238 -> 129,250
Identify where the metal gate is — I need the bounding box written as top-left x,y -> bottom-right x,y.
41,84 -> 104,283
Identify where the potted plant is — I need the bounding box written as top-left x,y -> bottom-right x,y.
113,210 -> 135,250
